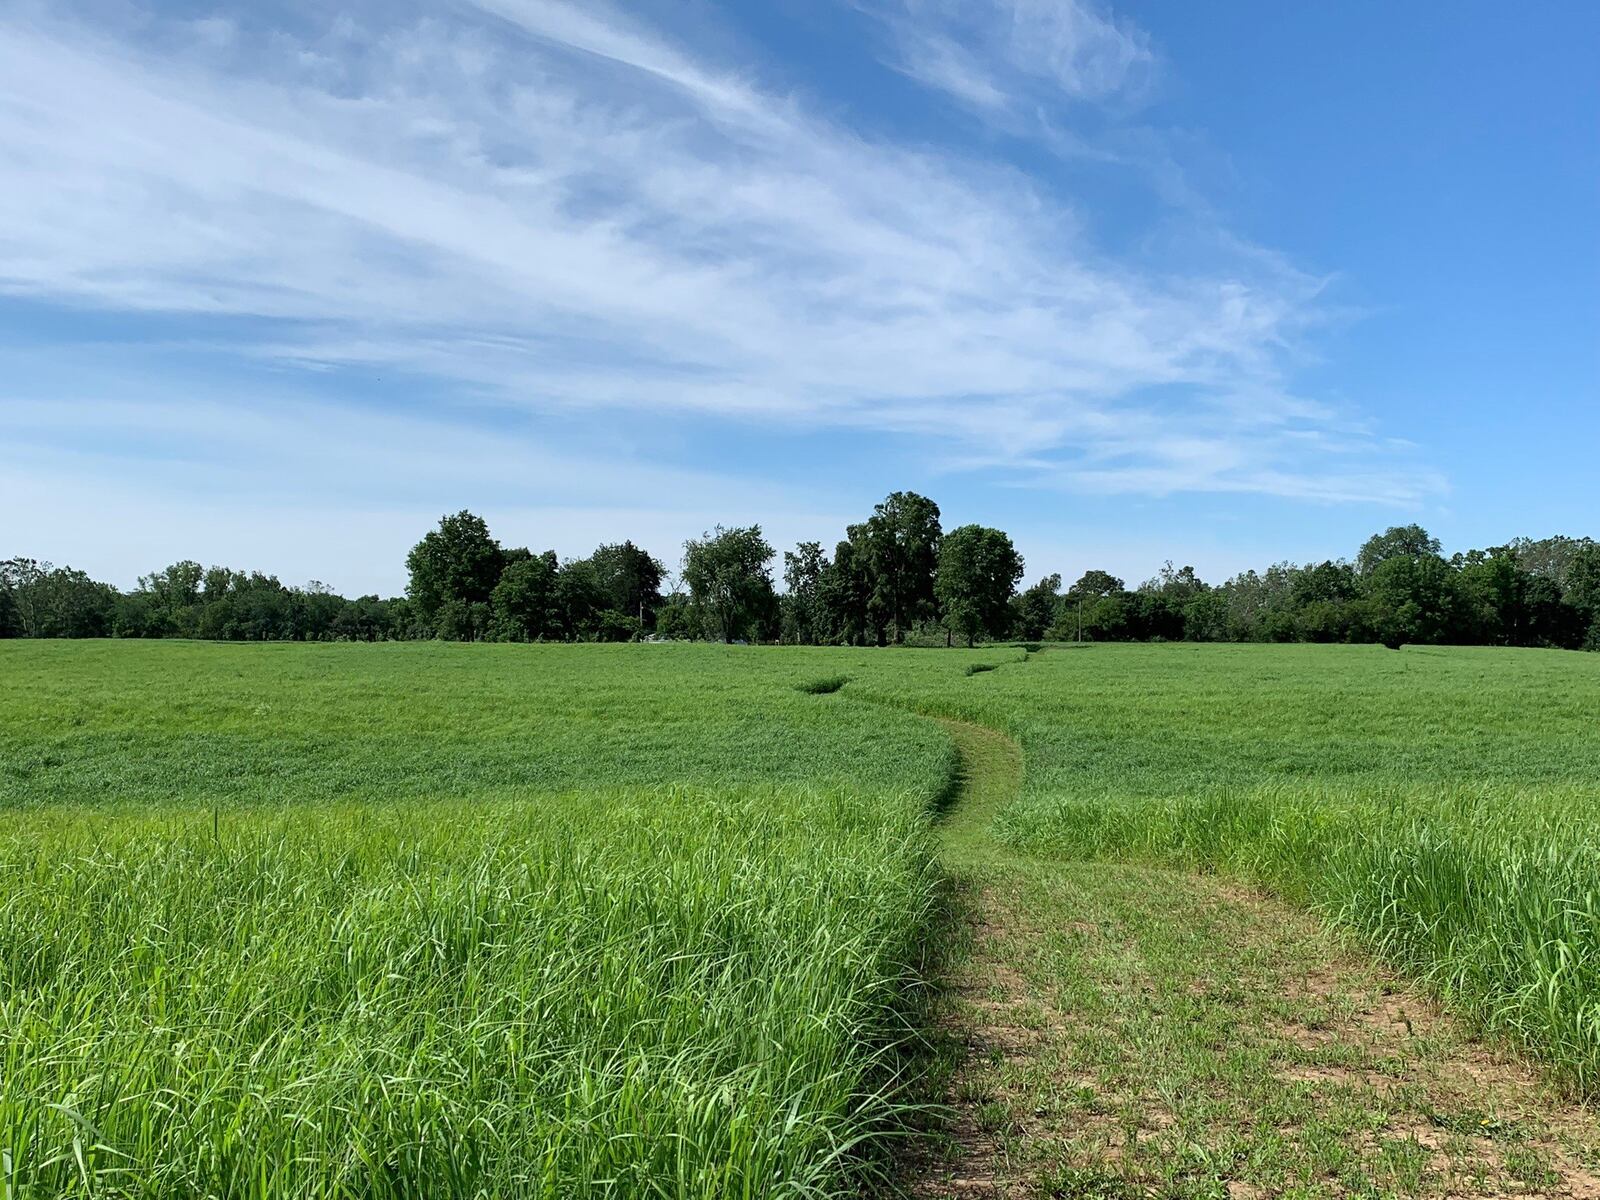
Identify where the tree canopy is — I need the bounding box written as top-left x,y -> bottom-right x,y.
405,511 -> 505,630
936,525 -> 1024,647
1356,524 -> 1442,575
682,525 -> 777,642
588,541 -> 665,625
851,491 -> 942,644
7,509 -> 1600,653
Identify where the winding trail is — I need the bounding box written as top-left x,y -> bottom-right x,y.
906,717 -> 1600,1199
931,718 -> 1023,866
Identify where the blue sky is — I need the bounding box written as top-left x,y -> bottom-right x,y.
3,0 -> 1595,595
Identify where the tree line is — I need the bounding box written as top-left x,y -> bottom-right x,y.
4,495 -> 1598,651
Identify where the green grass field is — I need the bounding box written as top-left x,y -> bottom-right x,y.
0,643 -> 954,1197
3,641 -> 1599,1196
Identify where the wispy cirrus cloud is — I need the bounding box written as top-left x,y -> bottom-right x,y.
0,0 -> 1434,511
861,0 -> 1156,115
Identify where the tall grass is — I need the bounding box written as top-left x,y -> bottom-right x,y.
0,641 -> 957,1197
0,786 -> 939,1196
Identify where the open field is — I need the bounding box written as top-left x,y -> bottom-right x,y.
3,640 -> 1600,1196
0,643 -> 950,1197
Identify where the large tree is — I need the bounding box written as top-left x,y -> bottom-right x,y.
405,511 -> 505,631
1067,569 -> 1125,599
1134,562 -> 1209,642
781,541 -> 829,645
819,538 -> 872,646
1359,552 -> 1469,646
682,525 -> 776,642
553,557 -> 610,641
1356,524 -> 1441,576
1565,543 -> 1600,616
854,491 -> 942,644
1011,573 -> 1062,641
1290,560 -> 1359,607
0,558 -> 49,638
139,561 -> 205,614
936,525 -> 1023,647
0,578 -> 17,638
43,567 -> 118,637
1557,542 -> 1600,649
1,558 -> 117,638
1509,535 -> 1599,589
332,595 -> 399,642
587,541 -> 665,626
490,551 -> 560,642
1457,549 -> 1534,645
1050,570 -> 1129,642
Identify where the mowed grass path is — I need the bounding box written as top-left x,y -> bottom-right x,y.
911,714 -> 1600,1198
845,644 -> 1600,1097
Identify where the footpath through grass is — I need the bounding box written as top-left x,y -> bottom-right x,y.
913,715 -> 1600,1199
846,644 -> 1600,1100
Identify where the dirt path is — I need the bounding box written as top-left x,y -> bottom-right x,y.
908,718 -> 1600,1199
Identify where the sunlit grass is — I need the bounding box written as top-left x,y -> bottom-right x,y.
5,638 -> 1600,1195
0,641 -> 952,1197
1,787 -> 947,1197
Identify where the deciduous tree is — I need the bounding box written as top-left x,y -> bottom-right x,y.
855,491 -> 942,644
936,525 -> 1023,647
588,541 -> 665,626
781,541 -> 829,645
490,552 -> 560,642
1356,524 -> 1441,575
682,525 -> 776,642
406,511 -> 505,631
1011,574 -> 1062,641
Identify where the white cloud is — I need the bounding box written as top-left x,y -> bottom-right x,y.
865,0 -> 1156,115
0,0 -> 1436,511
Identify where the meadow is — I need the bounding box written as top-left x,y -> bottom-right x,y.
3,640 -> 1600,1196
0,642 -> 952,1197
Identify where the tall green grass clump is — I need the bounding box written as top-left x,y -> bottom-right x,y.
0,786 -> 939,1197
